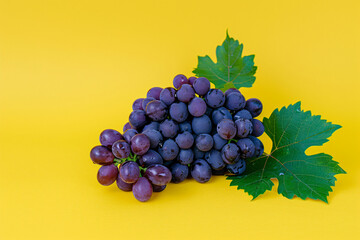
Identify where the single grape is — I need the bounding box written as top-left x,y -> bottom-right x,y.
251,119 -> 265,137
188,76 -> 197,85
173,74 -> 189,89
245,98 -> 263,117
204,150 -> 226,170
169,102 -> 188,123
152,184 -> 166,192
160,87 -> 176,106
129,110 -> 147,129
216,119 -> 237,140
237,138 -> 256,159
142,129 -> 163,149
144,164 -> 172,186
97,164 -> 119,186
193,77 -> 210,96
235,118 -> 253,138
248,136 -> 264,157
233,109 -> 252,121
132,98 -> 144,111
90,146 -> 114,165
205,89 -> 225,108
192,115 -> 212,135
145,100 -> 167,121
158,139 -> 179,161
195,134 -> 214,152
116,174 -> 133,191
227,159 -> 246,175
188,97 -> 207,117
212,168 -> 228,175
212,133 -> 227,150
225,92 -> 246,111
191,159 -> 212,183
221,143 -> 240,164
162,159 -> 175,168
99,129 -> 124,148
132,177 -> 153,202
205,106 -> 213,116
193,146 -> 205,159
147,87 -> 163,100
139,150 -> 163,167
177,149 -> 194,165
175,131 -> 194,149
123,122 -> 133,132
119,161 -> 140,183
142,122 -> 160,132
159,119 -> 179,138
176,84 -> 195,103
224,88 -> 240,97
123,129 -> 138,144
130,133 -> 150,155
142,97 -> 155,110
211,107 -> 232,125
179,121 -> 192,133
170,163 -> 189,183
112,140 -> 131,159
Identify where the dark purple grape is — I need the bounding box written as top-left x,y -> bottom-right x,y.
195,134 -> 213,152
130,133 -> 150,155
158,139 -> 179,161
123,129 -> 138,143
192,115 -> 212,135
191,159 -> 212,183
147,87 -> 163,100
129,110 -> 147,129
225,92 -> 246,111
227,159 -> 246,175
245,98 -> 263,117
119,161 -> 140,183
175,131 -> 194,149
123,122 -> 133,132
142,97 -> 155,110
170,163 -> 189,183
99,129 -> 124,148
142,129 -> 163,149
248,136 -> 264,157
237,138 -> 256,159
193,77 -> 210,96
142,122 -> 160,132
211,107 -> 232,125
144,164 -> 172,186
205,106 -> 213,116
179,121 -> 192,133
139,150 -> 163,167
235,118 -> 253,138
112,140 -> 131,159
188,97 -> 207,117
132,177 -> 153,202
224,88 -> 240,97
169,102 -> 188,123
159,119 -> 179,138
90,146 -> 114,165
176,84 -> 195,103
145,100 -> 167,121
213,133 -> 227,150
116,174 -> 133,191
177,149 -> 194,165
221,143 -> 240,164
132,98 -> 144,111
205,89 -> 225,108
152,184 -> 166,192
173,74 -> 189,89
234,109 -> 252,121
193,146 -> 205,159
162,159 -> 175,168
216,119 -> 237,140
251,119 -> 265,137
160,87 -> 176,106
188,76 -> 197,85
97,164 -> 119,186
205,150 -> 225,170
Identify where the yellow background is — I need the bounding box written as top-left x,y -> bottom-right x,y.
1,0 -> 359,239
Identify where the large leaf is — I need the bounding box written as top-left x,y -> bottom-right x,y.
227,102 -> 346,203
193,32 -> 257,91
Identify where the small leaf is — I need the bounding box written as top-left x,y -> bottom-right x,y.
193,31 -> 257,91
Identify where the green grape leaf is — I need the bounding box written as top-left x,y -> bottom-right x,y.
193,31 -> 257,91
227,102 -> 346,203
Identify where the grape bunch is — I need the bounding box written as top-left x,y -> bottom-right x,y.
90,74 -> 264,202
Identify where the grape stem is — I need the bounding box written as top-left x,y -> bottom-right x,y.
228,139 -> 238,144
